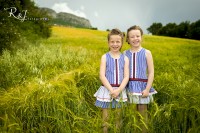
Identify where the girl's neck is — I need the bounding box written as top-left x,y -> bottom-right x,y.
109,51 -> 121,59
130,46 -> 142,53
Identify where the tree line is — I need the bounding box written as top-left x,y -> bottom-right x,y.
0,0 -> 51,54
147,20 -> 200,40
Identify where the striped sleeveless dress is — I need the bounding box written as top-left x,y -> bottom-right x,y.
125,48 -> 157,104
94,52 -> 127,108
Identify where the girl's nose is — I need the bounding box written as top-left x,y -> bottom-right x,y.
113,42 -> 119,45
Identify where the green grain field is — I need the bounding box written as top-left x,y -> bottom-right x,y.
0,26 -> 200,133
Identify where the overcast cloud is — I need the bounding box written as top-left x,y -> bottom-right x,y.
34,0 -> 200,33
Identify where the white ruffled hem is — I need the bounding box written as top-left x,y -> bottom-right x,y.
128,95 -> 154,104
127,90 -> 157,96
94,86 -> 127,102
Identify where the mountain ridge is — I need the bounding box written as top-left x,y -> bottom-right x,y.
39,7 -> 92,29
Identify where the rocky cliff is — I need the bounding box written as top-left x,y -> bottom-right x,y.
40,7 -> 92,28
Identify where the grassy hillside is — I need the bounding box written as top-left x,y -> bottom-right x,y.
0,26 -> 200,132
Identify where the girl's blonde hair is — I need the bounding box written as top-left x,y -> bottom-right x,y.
107,28 -> 124,42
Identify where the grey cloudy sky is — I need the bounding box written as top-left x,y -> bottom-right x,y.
34,0 -> 200,33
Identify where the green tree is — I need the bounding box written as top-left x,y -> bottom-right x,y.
159,23 -> 177,37
189,19 -> 200,40
148,20 -> 200,40
147,22 -> 162,35
0,0 -> 51,53
176,21 -> 190,38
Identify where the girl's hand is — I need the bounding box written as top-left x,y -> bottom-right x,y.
111,89 -> 121,98
110,90 -> 114,96
142,89 -> 149,97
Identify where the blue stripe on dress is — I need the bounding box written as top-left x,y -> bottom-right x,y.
95,100 -> 126,108
125,49 -> 157,94
136,49 -> 147,79
94,52 -> 127,108
105,53 -> 124,85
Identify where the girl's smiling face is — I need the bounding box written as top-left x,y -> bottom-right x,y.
127,29 -> 142,48
108,35 -> 122,52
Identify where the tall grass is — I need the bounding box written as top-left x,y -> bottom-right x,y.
0,45 -> 102,132
144,35 -> 200,132
0,44 -> 92,89
0,26 -> 200,132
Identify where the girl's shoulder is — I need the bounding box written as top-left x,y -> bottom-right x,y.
123,49 -> 129,53
144,49 -> 153,58
140,48 -> 151,54
102,52 -> 116,60
144,48 -> 152,54
124,55 -> 129,62
102,52 -> 110,57
120,51 -> 129,61
101,53 -> 108,61
123,50 -> 131,56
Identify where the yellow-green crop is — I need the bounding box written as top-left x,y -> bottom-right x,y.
0,26 -> 200,132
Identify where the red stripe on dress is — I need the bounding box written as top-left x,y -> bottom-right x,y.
133,53 -> 135,78
102,84 -> 120,87
115,59 -> 118,85
129,78 -> 148,82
